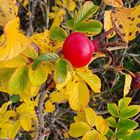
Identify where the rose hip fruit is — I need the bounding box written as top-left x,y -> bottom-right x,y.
63,32 -> 95,67
132,74 -> 140,89
91,39 -> 102,52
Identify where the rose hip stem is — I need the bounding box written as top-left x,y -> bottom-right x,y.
97,27 -> 115,40
91,28 -> 116,64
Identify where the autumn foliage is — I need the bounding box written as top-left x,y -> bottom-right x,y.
0,0 -> 139,140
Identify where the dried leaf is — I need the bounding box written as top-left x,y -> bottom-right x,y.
0,0 -> 18,26
104,10 -> 116,38
111,5 -> 140,42
103,0 -> 123,7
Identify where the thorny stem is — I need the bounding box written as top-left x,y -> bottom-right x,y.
35,77 -> 53,140
35,83 -> 46,140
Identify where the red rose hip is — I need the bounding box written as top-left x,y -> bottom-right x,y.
63,32 -> 95,67
132,73 -> 140,89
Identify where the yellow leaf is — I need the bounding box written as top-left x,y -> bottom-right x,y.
69,122 -> 91,138
17,106 -> 35,117
85,107 -> 96,127
22,45 -> 38,59
19,0 -> 28,7
63,0 -> 76,11
51,9 -> 66,27
104,10 -> 116,38
123,74 -> 132,97
50,90 -> 68,103
29,62 -> 53,86
0,68 -> 15,92
4,110 -> 16,120
0,35 -> 5,45
0,0 -> 18,26
74,112 -> 87,123
0,101 -> 12,115
20,117 -> 32,131
56,71 -> 72,90
103,0 -> 123,7
0,55 -> 26,68
20,82 -> 39,101
0,121 -> 12,132
95,116 -> 109,135
99,134 -> 108,140
30,30 -> 63,53
111,5 -> 140,42
82,130 -> 100,140
69,81 -> 89,111
82,130 -> 107,140
30,85 -> 40,97
77,67 -> 101,93
16,102 -> 36,122
0,17 -> 30,61
8,65 -> 29,94
30,30 -> 50,53
44,100 -> 55,113
0,130 -> 7,139
63,131 -> 69,139
9,120 -> 20,139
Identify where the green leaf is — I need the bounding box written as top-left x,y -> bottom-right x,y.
8,66 -> 29,94
50,26 -> 68,41
130,129 -> 140,140
32,53 -> 58,70
107,116 -> 117,127
116,129 -> 131,139
118,97 -> 132,111
74,1 -> 98,25
120,105 -> 140,118
74,20 -> 102,35
107,103 -> 119,118
66,19 -> 74,29
69,122 -> 91,138
106,129 -> 115,138
10,95 -> 20,103
118,118 -> 138,130
54,58 -> 68,84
